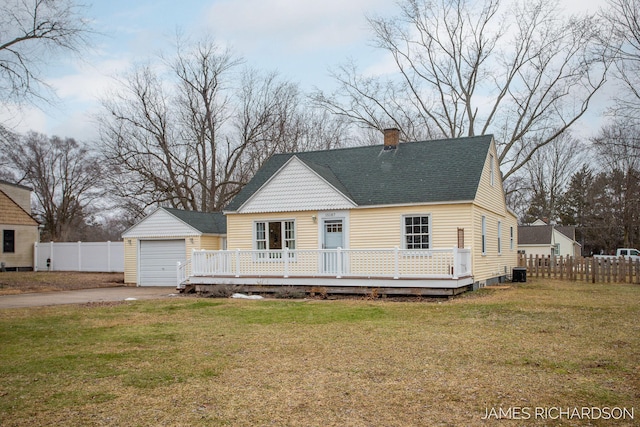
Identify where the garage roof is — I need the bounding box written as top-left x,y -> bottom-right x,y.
122,207 -> 226,238
162,208 -> 227,234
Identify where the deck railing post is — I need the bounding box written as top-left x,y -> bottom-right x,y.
176,261 -> 183,288
235,249 -> 241,278
284,247 -> 289,278
336,247 -> 342,278
452,246 -> 459,279
394,246 -> 400,279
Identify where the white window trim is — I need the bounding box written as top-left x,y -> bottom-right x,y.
402,214 -> 431,250
510,226 -> 514,251
481,216 -> 487,256
253,219 -> 296,261
318,211 -> 350,250
497,221 -> 502,255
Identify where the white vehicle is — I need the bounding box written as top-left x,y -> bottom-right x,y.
594,248 -> 640,261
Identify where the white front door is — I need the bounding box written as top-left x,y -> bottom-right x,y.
322,219 -> 344,274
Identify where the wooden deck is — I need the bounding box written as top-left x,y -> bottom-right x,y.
185,275 -> 475,297
179,247 -> 475,296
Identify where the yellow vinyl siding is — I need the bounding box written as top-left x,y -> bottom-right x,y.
467,140 -> 518,283
471,205 -> 518,283
226,211 -> 318,250
230,205 -> 474,251
474,142 -> 508,215
350,204 -> 473,249
185,235 -> 226,261
124,238 -> 137,284
185,236 -> 199,257
200,235 -> 223,250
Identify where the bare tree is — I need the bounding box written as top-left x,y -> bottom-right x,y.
518,133 -> 586,223
0,132 -> 103,241
602,0 -> 640,119
312,0 -> 611,180
0,0 -> 91,107
99,36 -> 344,215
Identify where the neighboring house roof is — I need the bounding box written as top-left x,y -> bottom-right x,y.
518,225 -> 553,245
555,226 -> 575,241
0,189 -> 38,226
518,224 -> 579,246
162,208 -> 227,234
225,134 -> 494,211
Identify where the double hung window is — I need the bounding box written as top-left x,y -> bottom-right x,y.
255,220 -> 295,258
2,230 -> 15,253
404,216 -> 430,249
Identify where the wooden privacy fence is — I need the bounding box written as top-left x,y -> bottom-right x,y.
517,254 -> 640,284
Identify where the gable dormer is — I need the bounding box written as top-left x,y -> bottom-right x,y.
237,156 -> 356,213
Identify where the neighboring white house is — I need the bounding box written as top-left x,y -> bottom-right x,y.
518,219 -> 580,258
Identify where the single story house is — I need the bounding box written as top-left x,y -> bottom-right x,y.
182,129 -> 518,295
0,180 -> 39,271
518,219 -> 580,258
122,207 -> 226,286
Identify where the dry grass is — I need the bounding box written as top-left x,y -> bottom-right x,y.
0,278 -> 638,426
0,271 -> 126,295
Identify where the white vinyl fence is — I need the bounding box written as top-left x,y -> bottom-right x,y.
34,241 -> 124,272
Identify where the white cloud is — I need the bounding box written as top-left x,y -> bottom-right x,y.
48,106 -> 103,142
47,58 -> 130,104
205,0 -> 392,53
0,105 -> 49,135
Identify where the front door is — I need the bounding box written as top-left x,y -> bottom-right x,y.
323,219 -> 344,274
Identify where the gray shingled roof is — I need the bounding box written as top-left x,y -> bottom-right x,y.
518,224 -> 577,245
225,134 -> 494,212
163,208 -> 226,234
555,226 -> 576,240
518,225 -> 553,245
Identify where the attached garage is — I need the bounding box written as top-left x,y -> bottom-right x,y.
139,239 -> 186,286
122,208 -> 226,287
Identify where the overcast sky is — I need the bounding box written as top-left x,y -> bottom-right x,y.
5,0 -> 609,142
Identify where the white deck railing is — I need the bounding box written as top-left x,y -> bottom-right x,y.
179,247 -> 471,287
177,258 -> 191,287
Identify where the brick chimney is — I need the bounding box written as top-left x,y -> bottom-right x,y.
383,128 -> 400,150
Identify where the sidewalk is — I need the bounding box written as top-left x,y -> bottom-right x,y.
0,287 -> 178,309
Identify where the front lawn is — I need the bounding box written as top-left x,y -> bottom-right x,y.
0,279 -> 638,426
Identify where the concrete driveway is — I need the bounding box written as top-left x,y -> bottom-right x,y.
0,287 -> 178,309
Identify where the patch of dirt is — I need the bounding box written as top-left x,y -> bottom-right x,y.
81,300 -> 128,308
0,271 -> 127,295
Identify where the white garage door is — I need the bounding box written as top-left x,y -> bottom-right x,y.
139,239 -> 186,286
